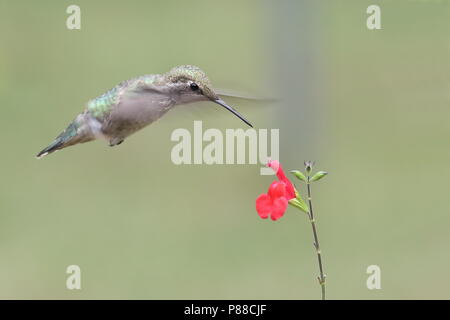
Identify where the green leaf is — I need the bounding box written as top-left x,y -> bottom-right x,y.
310,171 -> 328,182
290,170 -> 307,182
296,192 -> 310,212
288,195 -> 309,213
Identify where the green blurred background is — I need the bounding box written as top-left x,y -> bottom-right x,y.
0,0 -> 449,299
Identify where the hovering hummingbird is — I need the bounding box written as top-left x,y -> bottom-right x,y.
36,65 -> 252,158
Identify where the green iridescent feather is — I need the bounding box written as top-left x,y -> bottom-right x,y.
86,74 -> 160,119
87,87 -> 119,118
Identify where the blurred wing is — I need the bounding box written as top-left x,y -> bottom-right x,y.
215,88 -> 277,103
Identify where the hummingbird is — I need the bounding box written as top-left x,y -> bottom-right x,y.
36,65 -> 252,158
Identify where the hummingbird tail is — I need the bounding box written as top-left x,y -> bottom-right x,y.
36,119 -> 93,158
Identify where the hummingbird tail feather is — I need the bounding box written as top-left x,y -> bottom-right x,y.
36,119 -> 93,158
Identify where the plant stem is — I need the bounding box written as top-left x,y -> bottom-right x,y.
306,176 -> 326,300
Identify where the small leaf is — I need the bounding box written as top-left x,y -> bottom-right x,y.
296,192 -> 310,212
310,171 -> 328,182
288,198 -> 309,213
290,170 -> 307,182
288,191 -> 310,213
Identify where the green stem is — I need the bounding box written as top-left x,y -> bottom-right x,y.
306,176 -> 326,300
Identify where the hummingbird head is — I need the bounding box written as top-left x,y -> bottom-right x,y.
165,65 -> 252,127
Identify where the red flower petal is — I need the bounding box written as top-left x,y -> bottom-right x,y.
271,197 -> 288,220
267,160 -> 281,173
256,194 -> 272,219
284,182 -> 296,200
268,160 -> 296,200
268,181 -> 287,199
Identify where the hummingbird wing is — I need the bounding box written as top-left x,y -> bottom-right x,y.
85,75 -> 159,118
97,75 -> 175,141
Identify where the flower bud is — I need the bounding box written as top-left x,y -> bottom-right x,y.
304,161 -> 314,174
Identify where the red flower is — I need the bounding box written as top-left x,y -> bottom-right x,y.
255,161 -> 297,221
256,181 -> 289,221
268,160 -> 296,200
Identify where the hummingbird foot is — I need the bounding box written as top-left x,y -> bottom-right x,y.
109,138 -> 124,147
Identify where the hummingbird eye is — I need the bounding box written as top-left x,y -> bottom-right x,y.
190,82 -> 199,91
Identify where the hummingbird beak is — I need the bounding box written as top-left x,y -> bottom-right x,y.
213,98 -> 253,128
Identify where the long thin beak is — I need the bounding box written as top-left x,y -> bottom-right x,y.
213,98 -> 253,128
